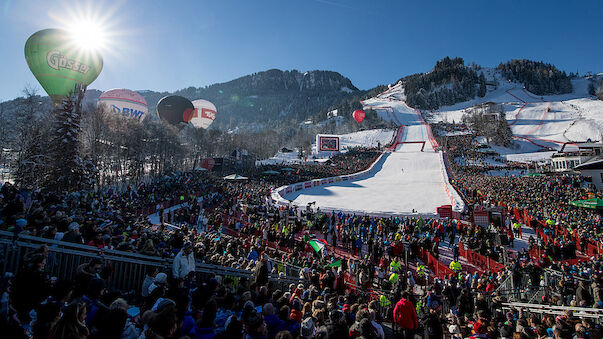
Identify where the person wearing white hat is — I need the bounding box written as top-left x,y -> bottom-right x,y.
148,272 -> 167,295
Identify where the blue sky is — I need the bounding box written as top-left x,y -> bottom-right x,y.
1,0 -> 602,101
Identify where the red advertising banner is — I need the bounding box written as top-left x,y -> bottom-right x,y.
473,211 -> 489,227
437,205 -> 452,218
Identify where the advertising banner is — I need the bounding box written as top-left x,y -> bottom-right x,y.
318,136 -> 340,152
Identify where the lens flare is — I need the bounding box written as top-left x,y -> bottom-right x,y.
48,1 -> 123,58
68,19 -> 107,51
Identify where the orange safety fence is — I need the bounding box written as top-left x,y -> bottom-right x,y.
417,247 -> 454,278
458,243 -> 504,273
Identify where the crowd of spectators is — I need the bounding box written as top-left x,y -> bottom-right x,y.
256,148 -> 381,187
1,131 -> 603,338
439,132 -> 603,311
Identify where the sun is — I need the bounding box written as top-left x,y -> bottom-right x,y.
67,19 -> 107,51
48,2 -> 120,55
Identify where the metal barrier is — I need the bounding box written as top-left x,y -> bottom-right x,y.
492,271 -> 551,303
0,230 -> 305,294
494,268 -> 601,306
501,302 -> 603,323
219,226 -> 306,278
494,272 -> 514,295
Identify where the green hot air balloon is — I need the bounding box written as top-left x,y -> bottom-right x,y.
24,29 -> 103,105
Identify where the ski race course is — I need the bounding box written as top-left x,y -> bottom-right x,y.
272,71 -> 603,216
428,70 -> 603,153
274,93 -> 465,216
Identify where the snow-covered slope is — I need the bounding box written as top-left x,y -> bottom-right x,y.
282,140 -> 454,215
280,94 -> 465,216
336,129 -> 395,149
427,69 -> 603,151
257,128 -> 395,165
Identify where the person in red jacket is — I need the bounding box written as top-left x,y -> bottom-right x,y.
87,231 -> 106,249
379,256 -> 389,270
393,291 -> 418,339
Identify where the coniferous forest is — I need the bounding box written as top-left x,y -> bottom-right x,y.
402,57 -> 486,110
497,59 -> 573,95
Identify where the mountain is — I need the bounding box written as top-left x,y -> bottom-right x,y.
170,69 -> 361,128
104,69 -> 362,130
497,59 -> 573,95
2,60 -> 601,143
352,57 -> 603,154
411,68 -> 603,151
399,57 -> 484,110
0,69 -> 364,132
396,57 -> 576,111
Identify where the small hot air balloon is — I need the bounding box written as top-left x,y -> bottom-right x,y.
98,89 -> 148,121
156,95 -> 194,129
188,99 -> 217,129
24,29 -> 103,105
352,109 -> 366,124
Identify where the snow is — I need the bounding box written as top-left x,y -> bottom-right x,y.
504,151 -> 556,163
280,95 -> 465,216
336,129 -> 395,149
257,150 -> 306,166
507,225 -> 537,253
257,129 -> 395,165
504,101 -> 577,146
488,139 -> 553,155
424,70 -> 603,153
327,109 -> 338,117
563,98 -> 603,141
147,198 -> 203,225
340,86 -> 353,93
282,137 -> 454,215
270,71 -> 602,216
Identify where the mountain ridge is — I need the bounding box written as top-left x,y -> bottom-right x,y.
2,60 -> 601,135
0,69 -> 363,131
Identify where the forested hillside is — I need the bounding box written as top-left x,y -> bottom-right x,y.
171,69 -> 362,128
401,57 -> 486,110
497,59 -> 573,95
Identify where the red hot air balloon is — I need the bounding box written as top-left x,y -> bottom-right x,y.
352,109 -> 366,124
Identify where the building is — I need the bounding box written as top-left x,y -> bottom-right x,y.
551,141 -> 603,172
466,102 -> 503,121
574,156 -> 603,190
551,152 -> 585,172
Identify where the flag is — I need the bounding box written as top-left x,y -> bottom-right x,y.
326,260 -> 341,268
308,239 -> 327,253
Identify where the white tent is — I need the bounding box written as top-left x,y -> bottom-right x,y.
223,174 -> 248,180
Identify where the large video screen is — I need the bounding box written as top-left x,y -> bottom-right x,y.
319,136 -> 340,152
